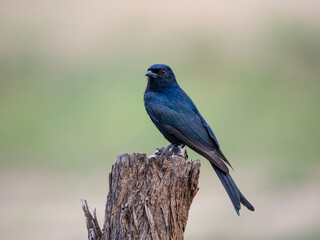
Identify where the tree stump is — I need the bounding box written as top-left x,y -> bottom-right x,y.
82,147 -> 201,240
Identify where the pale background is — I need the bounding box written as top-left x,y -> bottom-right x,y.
1,1 -> 320,239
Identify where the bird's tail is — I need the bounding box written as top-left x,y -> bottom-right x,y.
211,163 -> 255,215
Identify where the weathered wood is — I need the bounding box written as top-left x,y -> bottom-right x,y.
82,147 -> 201,240
81,199 -> 103,240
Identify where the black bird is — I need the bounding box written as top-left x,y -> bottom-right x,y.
144,64 -> 254,215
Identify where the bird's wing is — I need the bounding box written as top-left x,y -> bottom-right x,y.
181,91 -> 233,169
146,103 -> 229,173
198,115 -> 220,148
197,114 -> 233,169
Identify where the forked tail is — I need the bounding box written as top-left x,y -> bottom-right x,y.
212,163 -> 255,215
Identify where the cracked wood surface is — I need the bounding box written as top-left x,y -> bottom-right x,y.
83,147 -> 200,240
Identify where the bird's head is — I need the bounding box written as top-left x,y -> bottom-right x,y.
145,64 -> 177,91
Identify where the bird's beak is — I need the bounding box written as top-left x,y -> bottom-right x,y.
145,70 -> 160,78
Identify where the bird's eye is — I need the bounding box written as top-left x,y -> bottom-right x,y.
161,70 -> 166,75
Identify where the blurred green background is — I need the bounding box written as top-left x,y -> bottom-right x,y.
1,1 -> 320,239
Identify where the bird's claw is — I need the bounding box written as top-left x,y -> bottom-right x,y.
157,144 -> 187,159
160,144 -> 174,156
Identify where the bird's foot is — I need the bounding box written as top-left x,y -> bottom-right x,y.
153,144 -> 173,157
156,144 -> 187,159
160,144 -> 174,156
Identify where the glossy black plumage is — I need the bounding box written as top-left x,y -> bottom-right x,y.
144,64 -> 254,215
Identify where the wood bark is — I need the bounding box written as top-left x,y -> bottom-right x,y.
82,147 -> 201,240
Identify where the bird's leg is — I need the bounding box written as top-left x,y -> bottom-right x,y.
161,143 -> 173,155
161,143 -> 180,156
166,143 -> 174,150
